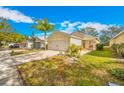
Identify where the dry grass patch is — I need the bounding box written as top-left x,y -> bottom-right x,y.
11,49 -> 42,56
17,52 -> 124,86
17,56 -> 85,85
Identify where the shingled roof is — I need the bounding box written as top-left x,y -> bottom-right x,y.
110,31 -> 124,40
71,31 -> 96,40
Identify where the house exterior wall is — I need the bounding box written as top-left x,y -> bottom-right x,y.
84,40 -> 90,49
70,37 -> 82,46
48,32 -> 70,51
26,40 -> 45,49
93,39 -> 98,50
26,41 -> 33,49
48,31 -> 99,51
82,39 -> 98,50
40,40 -> 45,48
110,33 -> 124,46
34,42 -> 41,49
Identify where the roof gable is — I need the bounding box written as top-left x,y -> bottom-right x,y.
71,32 -> 96,40
54,31 -> 70,36
35,37 -> 42,42
110,31 -> 124,41
48,31 -> 98,41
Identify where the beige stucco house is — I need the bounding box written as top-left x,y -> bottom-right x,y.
26,37 -> 45,49
110,31 -> 124,46
48,31 -> 99,51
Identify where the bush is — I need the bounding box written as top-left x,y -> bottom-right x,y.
96,44 -> 103,50
11,50 -> 15,56
10,50 -> 24,56
111,43 -> 124,57
111,44 -> 119,53
109,68 -> 124,81
66,44 -> 80,58
119,44 -> 124,57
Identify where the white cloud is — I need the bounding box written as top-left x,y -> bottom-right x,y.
35,33 -> 44,37
61,21 -> 70,27
68,22 -> 81,27
0,7 -> 34,23
60,21 -> 115,33
77,22 -> 112,31
60,21 -> 81,33
61,21 -> 81,28
50,22 -> 55,25
61,27 -> 75,34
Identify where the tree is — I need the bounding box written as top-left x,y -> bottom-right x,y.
99,30 -> 110,44
100,26 -> 123,44
0,18 -> 11,47
32,31 -> 35,48
0,17 -> 26,48
0,32 -> 5,47
78,27 -> 98,37
78,25 -> 124,45
108,26 -> 122,38
0,17 -> 11,32
32,18 -> 54,50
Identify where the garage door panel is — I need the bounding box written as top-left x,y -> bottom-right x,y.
48,40 -> 67,51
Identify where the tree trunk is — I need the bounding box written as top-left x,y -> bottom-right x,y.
44,32 -> 47,50
0,41 -> 2,49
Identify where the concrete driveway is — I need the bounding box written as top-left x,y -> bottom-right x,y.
0,50 -> 59,86
80,50 -> 91,55
13,50 -> 59,64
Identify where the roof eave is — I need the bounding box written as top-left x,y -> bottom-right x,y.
110,31 -> 124,41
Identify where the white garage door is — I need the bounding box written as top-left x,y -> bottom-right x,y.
48,40 -> 67,51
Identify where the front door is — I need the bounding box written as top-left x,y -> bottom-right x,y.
89,40 -> 93,50
82,40 -> 85,48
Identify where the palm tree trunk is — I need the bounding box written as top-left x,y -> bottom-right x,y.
44,32 -> 47,50
0,41 -> 2,49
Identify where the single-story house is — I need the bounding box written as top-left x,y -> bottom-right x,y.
26,37 -> 45,49
48,31 -> 99,51
109,31 -> 124,46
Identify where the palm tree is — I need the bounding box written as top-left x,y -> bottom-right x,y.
32,31 -> 35,48
32,18 -> 54,50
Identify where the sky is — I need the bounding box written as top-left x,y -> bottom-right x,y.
0,6 -> 124,37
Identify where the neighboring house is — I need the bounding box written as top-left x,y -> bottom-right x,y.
110,31 -> 124,46
34,37 -> 45,49
48,31 -> 99,51
26,38 -> 33,49
19,42 -> 26,48
26,37 -> 45,49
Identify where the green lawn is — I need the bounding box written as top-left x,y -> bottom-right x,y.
79,54 -> 124,85
17,49 -> 124,86
88,48 -> 113,58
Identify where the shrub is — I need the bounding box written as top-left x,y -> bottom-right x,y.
119,43 -> 124,57
111,43 -> 124,57
79,46 -> 84,51
66,44 -> 80,58
96,44 -> 103,50
111,44 -> 119,53
10,50 -> 24,56
10,50 -> 15,56
109,68 -> 124,81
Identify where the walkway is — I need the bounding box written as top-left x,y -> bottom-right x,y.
0,50 -> 22,85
